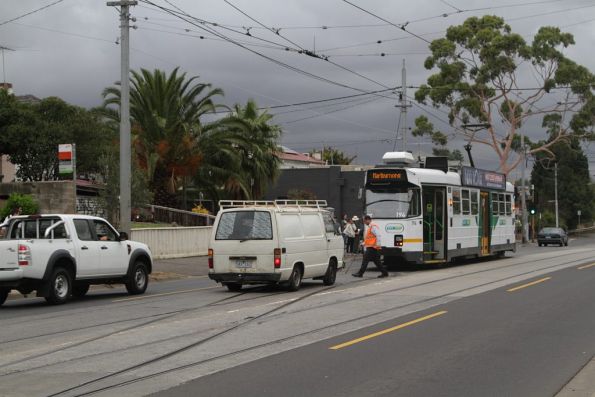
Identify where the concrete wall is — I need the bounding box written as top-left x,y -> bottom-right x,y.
0,181 -> 76,214
0,156 -> 16,183
131,226 -> 212,259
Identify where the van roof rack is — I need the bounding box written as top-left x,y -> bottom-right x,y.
219,200 -> 328,210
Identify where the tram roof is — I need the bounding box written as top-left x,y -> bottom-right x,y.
406,168 -> 514,192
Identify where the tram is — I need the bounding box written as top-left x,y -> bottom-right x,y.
364,152 -> 516,265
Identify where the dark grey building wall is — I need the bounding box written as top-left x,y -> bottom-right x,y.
265,167 -> 365,219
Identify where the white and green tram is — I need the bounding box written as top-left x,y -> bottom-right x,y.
364,152 -> 516,265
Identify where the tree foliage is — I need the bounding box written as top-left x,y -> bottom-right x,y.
531,137 -> 594,229
0,193 -> 39,219
102,69 -> 282,205
415,15 -> 595,175
309,146 -> 356,165
0,91 -> 113,181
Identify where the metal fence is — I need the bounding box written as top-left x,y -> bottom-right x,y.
146,204 -> 215,226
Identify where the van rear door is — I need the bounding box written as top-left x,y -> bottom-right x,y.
212,210 -> 276,275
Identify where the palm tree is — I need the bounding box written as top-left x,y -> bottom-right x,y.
102,68 -> 225,205
227,100 -> 282,199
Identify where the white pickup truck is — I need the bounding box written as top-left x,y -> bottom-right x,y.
0,214 -> 153,306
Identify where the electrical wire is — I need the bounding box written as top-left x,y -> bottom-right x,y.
281,95 -> 382,124
139,0 -> 398,97
0,0 -> 66,27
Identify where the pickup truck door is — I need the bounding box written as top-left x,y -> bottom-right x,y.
72,219 -> 102,277
91,219 -> 128,276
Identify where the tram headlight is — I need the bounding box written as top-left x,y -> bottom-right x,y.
394,235 -> 404,247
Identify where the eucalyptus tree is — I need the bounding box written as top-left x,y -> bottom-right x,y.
414,15 -> 595,174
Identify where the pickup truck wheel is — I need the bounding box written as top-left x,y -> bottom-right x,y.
45,268 -> 72,305
226,283 -> 242,292
322,261 -> 337,286
0,288 -> 9,306
126,262 -> 148,295
287,266 -> 303,292
72,283 -> 90,298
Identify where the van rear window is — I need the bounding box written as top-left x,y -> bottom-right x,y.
215,211 -> 273,240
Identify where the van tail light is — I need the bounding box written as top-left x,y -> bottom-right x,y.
274,248 -> 282,268
18,244 -> 31,266
208,249 -> 213,269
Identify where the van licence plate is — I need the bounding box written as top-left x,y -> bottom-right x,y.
235,260 -> 253,268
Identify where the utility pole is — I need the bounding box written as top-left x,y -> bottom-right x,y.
107,0 -> 137,234
397,59 -> 411,152
520,130 -> 529,243
0,45 -> 15,85
554,162 -> 559,228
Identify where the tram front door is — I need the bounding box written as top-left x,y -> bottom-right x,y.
479,192 -> 490,255
422,186 -> 446,261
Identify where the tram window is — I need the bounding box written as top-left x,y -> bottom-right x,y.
452,189 -> 461,215
471,191 -> 479,215
505,194 -> 512,215
461,189 -> 470,215
498,194 -> 505,215
491,193 -> 499,214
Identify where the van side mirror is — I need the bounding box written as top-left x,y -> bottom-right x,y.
118,231 -> 129,241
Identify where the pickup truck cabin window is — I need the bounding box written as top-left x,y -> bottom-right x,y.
74,219 -> 94,241
94,220 -> 118,241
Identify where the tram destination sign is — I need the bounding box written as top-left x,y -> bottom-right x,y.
366,169 -> 408,185
461,166 -> 506,190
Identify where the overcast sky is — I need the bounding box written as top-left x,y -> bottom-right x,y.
1,0 -> 594,178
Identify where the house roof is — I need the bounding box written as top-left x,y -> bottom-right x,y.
277,146 -> 325,164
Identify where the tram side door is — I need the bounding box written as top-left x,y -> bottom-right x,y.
422,186 -> 446,261
479,192 -> 490,255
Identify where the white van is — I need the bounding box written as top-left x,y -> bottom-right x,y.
208,200 -> 344,292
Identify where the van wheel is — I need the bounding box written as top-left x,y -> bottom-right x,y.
288,266 -> 303,292
45,267 -> 72,305
323,261 -> 337,286
72,283 -> 90,298
226,283 -> 242,292
126,261 -> 148,295
0,288 -> 9,306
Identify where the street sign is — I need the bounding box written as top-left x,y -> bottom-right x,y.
577,210 -> 581,216
58,144 -> 75,176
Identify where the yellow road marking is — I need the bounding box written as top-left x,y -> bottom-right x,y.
112,286 -> 218,302
329,311 -> 447,350
578,263 -> 595,270
506,277 -> 551,292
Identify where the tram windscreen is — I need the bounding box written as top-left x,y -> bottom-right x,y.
365,187 -> 421,219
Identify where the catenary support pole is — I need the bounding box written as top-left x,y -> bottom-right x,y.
107,1 -> 136,233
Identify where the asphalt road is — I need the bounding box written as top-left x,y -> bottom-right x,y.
156,264 -> 595,397
0,234 -> 593,397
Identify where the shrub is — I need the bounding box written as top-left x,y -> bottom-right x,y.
0,193 -> 39,219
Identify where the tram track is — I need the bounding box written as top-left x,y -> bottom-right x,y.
57,254 -> 595,397
45,284 -> 338,397
1,250 -> 590,381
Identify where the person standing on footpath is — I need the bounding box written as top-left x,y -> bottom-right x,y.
352,215 -> 389,278
343,218 -> 357,253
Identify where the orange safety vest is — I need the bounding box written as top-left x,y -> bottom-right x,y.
364,223 -> 380,249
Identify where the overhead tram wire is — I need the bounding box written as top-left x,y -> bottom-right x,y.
136,0 -> 565,32
0,0 -> 66,27
139,0 -> 399,98
340,0 -> 432,45
221,0 -> 393,90
281,95 -> 384,124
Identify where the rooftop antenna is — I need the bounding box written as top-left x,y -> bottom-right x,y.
0,45 -> 15,85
